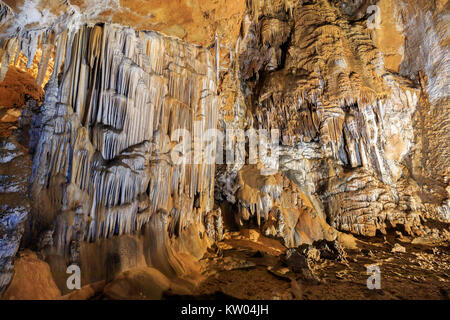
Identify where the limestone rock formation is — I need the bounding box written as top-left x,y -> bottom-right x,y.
0,0 -> 448,299
1,250 -> 61,300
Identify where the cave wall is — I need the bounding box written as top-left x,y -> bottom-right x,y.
0,0 -> 448,293
215,0 -> 430,240
28,24 -> 220,288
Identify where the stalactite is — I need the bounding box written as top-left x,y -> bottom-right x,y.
0,38 -> 18,83
28,24 -> 219,269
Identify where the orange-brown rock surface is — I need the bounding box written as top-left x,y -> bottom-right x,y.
2,250 -> 61,299
0,0 -> 448,299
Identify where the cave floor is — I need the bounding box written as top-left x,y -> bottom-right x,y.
165,229 -> 450,300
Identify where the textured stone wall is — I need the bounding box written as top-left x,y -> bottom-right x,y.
0,0 -> 448,292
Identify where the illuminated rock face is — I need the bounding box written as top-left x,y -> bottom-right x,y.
0,0 -> 246,47
216,0 -> 428,240
1,21 -> 220,290
0,0 -> 449,293
30,24 -> 218,282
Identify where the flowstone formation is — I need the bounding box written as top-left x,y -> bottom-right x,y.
216,0 -> 448,241
0,15 -> 221,291
29,24 -> 220,285
0,0 -> 448,299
